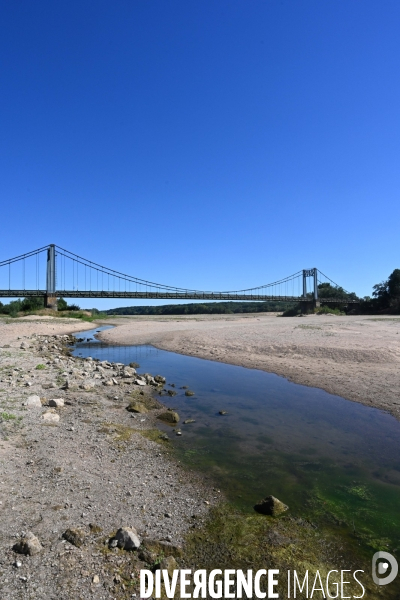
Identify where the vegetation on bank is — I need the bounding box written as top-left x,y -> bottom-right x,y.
282,283 -> 356,316
282,269 -> 400,316
106,300 -> 295,316
0,297 -> 106,321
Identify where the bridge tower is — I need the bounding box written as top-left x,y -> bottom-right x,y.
301,268 -> 320,312
45,244 -> 57,309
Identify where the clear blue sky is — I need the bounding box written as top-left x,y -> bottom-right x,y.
1,1 -> 399,308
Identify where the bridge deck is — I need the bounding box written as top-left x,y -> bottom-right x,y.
0,290 -> 358,303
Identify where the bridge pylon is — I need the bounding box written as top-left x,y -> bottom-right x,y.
45,244 -> 57,310
300,268 -> 320,312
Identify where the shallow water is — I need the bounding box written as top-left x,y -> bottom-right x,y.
73,327 -> 400,553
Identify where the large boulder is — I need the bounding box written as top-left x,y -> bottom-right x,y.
254,495 -> 288,516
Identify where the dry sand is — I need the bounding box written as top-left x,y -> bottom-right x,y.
98,313 -> 400,421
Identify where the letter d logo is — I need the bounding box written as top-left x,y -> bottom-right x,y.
372,551 -> 398,586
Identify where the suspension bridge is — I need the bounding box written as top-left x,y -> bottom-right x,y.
0,244 -> 358,310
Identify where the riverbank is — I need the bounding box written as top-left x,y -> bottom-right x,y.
0,317 -> 214,599
0,315 -> 396,598
97,313 -> 400,421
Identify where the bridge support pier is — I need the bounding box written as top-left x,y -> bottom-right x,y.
45,294 -> 58,310
300,299 -> 320,313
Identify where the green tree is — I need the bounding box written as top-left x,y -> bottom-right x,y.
372,269 -> 400,310
20,297 -> 45,312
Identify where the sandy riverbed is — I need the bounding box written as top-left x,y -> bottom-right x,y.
98,313 -> 400,420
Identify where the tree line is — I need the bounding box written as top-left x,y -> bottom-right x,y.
106,300 -> 294,316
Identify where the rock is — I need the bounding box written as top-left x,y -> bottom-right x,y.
219,410 -> 228,415
144,373 -> 156,385
123,367 -> 136,377
185,390 -> 195,397
42,382 -> 57,389
183,419 -> 196,424
157,410 -> 180,424
48,398 -> 65,408
126,401 -> 148,414
80,383 -> 94,391
104,380 -> 113,386
42,411 -> 60,423
92,574 -> 100,584
62,528 -> 86,548
159,556 -> 177,577
13,532 -> 42,555
167,390 -> 177,397
142,538 -> 183,558
129,362 -> 140,368
135,379 -> 146,387
110,527 -> 141,550
20,342 -> 28,350
25,395 -> 42,408
254,495 -> 289,516
154,375 -> 166,384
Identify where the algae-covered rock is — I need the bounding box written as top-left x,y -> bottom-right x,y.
185,390 -> 195,397
159,555 -> 177,576
126,401 -> 148,414
142,537 -> 182,558
62,528 -> 86,548
157,410 -> 180,424
254,495 -> 288,516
